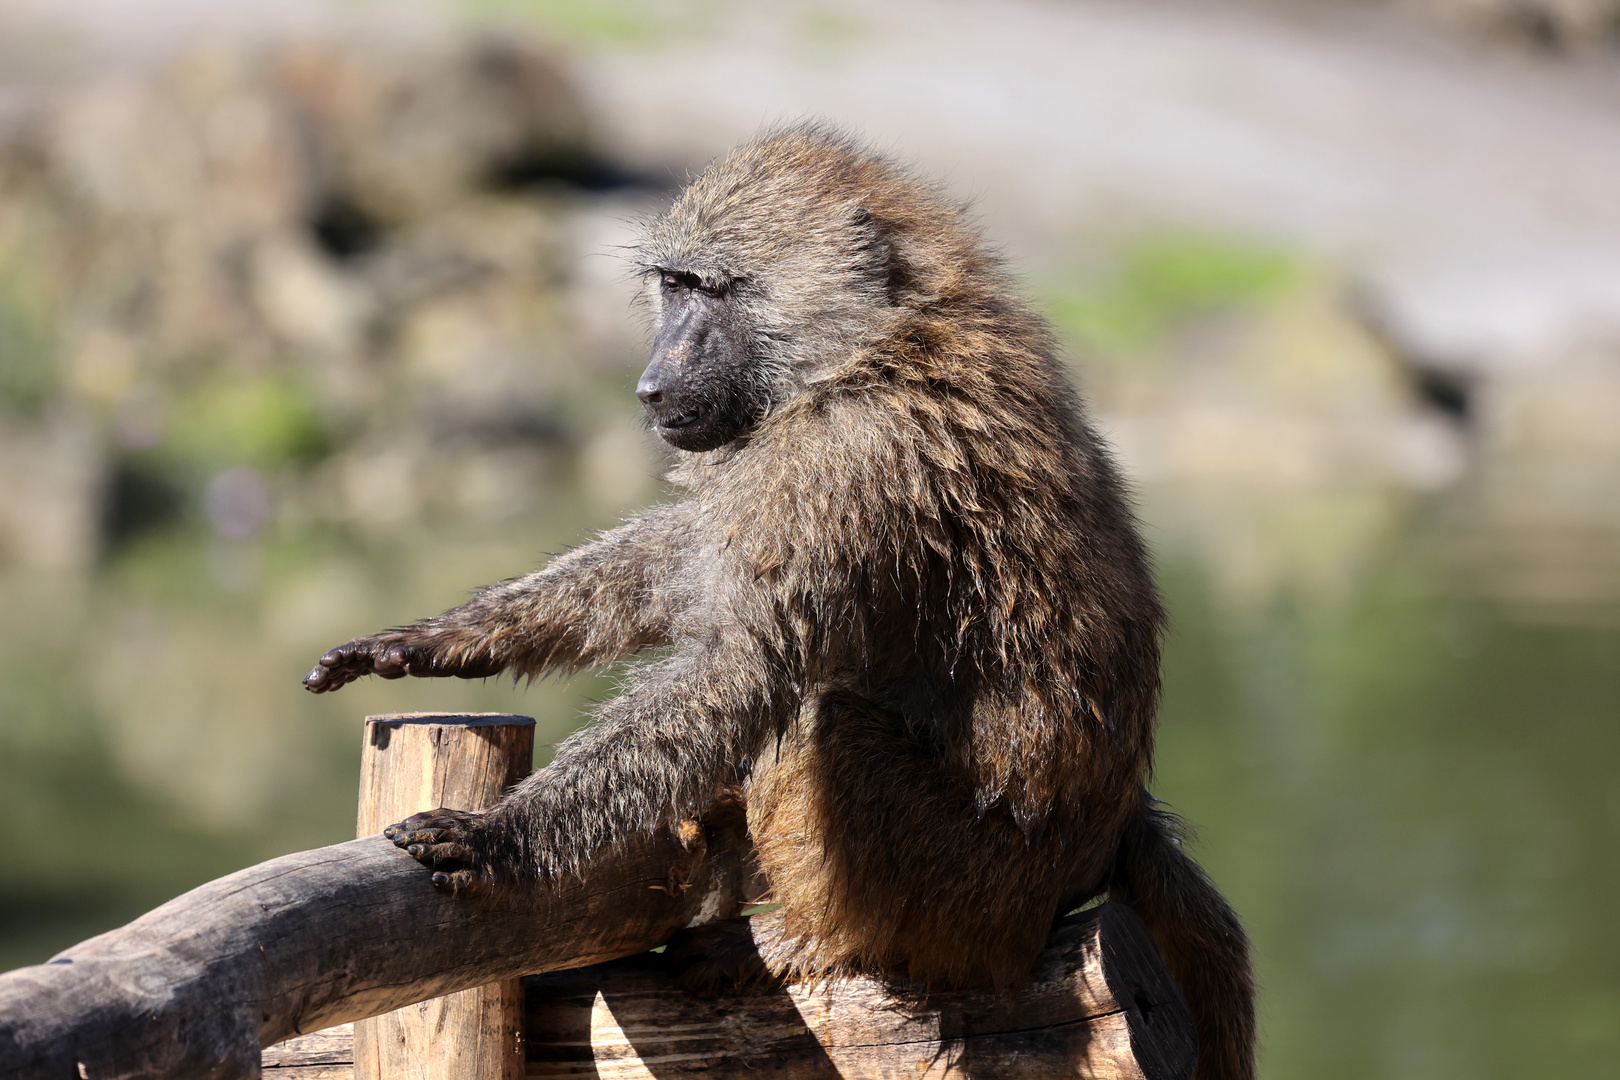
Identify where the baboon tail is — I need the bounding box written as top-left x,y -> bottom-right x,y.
1110,797 -> 1256,1080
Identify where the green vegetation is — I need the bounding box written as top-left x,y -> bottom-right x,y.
163,372 -> 330,473
0,266 -> 58,418
451,0 -> 675,46
1040,231 -> 1298,359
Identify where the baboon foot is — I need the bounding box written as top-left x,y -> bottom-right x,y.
385,808 -> 496,895
666,917 -> 780,993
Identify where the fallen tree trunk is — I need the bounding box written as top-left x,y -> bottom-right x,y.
0,821 -> 756,1080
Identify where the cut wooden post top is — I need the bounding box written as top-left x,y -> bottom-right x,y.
364,711 -> 537,727
360,713 -> 537,760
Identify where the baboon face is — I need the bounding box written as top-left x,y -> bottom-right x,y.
637,269 -> 760,452
635,132 -> 921,453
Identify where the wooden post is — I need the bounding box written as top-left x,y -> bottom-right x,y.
354,713 -> 535,1080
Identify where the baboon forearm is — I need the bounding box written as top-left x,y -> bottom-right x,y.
492,635 -> 789,875
309,513 -> 685,692
405,558 -> 664,678
454,512 -> 685,676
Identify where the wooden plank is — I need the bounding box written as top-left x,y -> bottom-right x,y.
257,904 -> 1195,1080
263,1025 -> 354,1068
264,1025 -> 354,1078
354,713 -> 533,1080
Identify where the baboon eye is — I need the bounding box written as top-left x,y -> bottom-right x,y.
660,270 -> 701,294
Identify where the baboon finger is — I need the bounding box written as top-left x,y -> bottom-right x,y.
392,826 -> 450,848
408,841 -> 475,866
373,645 -> 409,678
430,869 -> 477,893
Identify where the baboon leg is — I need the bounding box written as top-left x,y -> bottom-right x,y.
749,692 -> 1097,987
665,914 -> 782,992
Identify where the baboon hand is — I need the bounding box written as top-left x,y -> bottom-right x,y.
303,635 -> 410,693
385,808 -> 495,895
303,635 -> 504,692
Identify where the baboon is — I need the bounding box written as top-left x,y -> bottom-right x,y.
305,125 -> 1256,1080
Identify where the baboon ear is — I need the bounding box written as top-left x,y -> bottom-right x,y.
851,206 -> 925,305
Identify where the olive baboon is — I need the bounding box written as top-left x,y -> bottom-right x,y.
305,126 -> 1256,1080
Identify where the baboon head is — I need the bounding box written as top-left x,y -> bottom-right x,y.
633,124 -> 983,452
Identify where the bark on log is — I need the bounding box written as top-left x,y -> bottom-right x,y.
265,904 -> 1197,1080
0,809 -> 756,1079
354,713 -> 534,1080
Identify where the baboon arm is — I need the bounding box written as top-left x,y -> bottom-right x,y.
488,630 -> 787,872
305,511 -> 685,692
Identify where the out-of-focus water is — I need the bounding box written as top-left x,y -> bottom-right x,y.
1,441 -> 1616,1080
1151,514 -> 1620,1078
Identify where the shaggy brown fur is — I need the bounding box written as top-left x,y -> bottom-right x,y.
305,125 -> 1256,1080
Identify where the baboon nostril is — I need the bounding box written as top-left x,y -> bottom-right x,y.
636,369 -> 665,406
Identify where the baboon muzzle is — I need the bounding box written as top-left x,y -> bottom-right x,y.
638,287 -> 754,452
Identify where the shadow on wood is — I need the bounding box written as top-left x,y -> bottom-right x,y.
266,904 -> 1197,1080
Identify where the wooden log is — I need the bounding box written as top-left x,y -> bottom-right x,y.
354,713 -> 534,1080
0,787 -> 757,1079
264,904 -> 1196,1080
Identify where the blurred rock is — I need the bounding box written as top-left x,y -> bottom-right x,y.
0,28 -> 632,567
0,408 -> 104,570
204,466 -> 271,538
1401,0 -> 1620,50
274,36 -> 589,228
1437,350 -> 1620,615
248,234 -> 372,355
1101,276 -> 1468,495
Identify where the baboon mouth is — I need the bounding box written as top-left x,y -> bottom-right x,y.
656,410 -> 705,431
652,403 -> 744,452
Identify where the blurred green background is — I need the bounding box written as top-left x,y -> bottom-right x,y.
0,2 -> 1617,1078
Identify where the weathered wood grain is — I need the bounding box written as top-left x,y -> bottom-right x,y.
354,714 -> 533,1080
259,904 -> 1196,1080
0,787 -> 756,1079
264,1024 -> 354,1078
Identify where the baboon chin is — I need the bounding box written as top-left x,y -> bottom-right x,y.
305,123 -> 1257,1080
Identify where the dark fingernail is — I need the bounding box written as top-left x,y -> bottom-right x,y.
407,845 -> 422,856
431,872 -> 449,887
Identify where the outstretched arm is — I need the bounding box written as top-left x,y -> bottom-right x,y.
305,508 -> 687,693
385,624 -> 795,890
